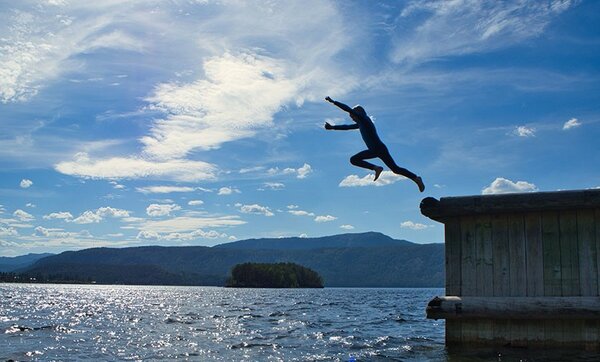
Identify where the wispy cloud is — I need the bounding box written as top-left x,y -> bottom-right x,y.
135,186 -> 207,194
482,177 -> 538,195
563,118 -> 582,130
314,215 -> 337,223
56,153 -> 217,182
137,215 -> 245,234
393,1 -> 574,64
513,126 -> 536,137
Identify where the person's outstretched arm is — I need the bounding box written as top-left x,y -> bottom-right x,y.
325,96 -> 358,116
324,121 -> 359,130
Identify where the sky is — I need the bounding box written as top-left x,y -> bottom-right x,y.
1,0 -> 599,256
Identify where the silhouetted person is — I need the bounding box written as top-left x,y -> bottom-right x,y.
324,96 -> 425,192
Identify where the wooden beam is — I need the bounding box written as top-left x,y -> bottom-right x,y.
427,296 -> 600,320
421,190 -> 600,222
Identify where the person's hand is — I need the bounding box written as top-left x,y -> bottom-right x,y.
325,96 -> 334,103
324,122 -> 333,130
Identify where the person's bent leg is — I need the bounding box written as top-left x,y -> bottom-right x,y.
350,150 -> 385,181
350,150 -> 379,170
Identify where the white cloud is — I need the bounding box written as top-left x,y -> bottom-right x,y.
56,153 -> 217,182
218,187 -> 241,195
514,126 -> 535,137
146,203 -> 181,217
20,179 -> 33,188
400,221 -> 431,230
137,230 -> 160,241
563,118 -> 581,130
28,1 -> 355,183
109,181 -> 125,189
135,186 -> 200,194
33,226 -> 92,239
142,52 -> 299,160
239,166 -> 265,174
299,233 -> 308,238
482,177 -> 538,195
340,224 -> 354,230
314,215 -> 337,223
288,210 -> 315,217
13,209 -> 34,222
72,207 -> 130,224
138,215 -> 245,234
260,182 -> 285,191
0,3 -> 147,103
43,212 -> 73,220
163,229 -> 227,241
287,205 -> 299,209
188,200 -> 204,206
296,163 -> 313,179
393,1 -> 574,64
339,171 -> 405,187
268,163 -> 313,179
0,227 -> 18,237
25,203 -> 36,208
236,203 -> 274,217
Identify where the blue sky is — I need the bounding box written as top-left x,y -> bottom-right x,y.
1,0 -> 599,256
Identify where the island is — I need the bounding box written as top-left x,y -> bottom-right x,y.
226,262 -> 324,288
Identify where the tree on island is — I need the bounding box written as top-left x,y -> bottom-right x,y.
226,262 -> 324,288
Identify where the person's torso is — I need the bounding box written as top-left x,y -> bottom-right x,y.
356,116 -> 384,149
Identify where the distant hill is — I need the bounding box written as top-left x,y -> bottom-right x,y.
215,231 -> 411,250
22,232 -> 444,287
0,253 -> 54,272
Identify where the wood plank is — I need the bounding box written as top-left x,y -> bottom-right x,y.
525,212 -> 544,296
445,320 -> 462,345
510,319 -> 529,347
475,215 -> 493,297
445,218 -> 462,296
577,209 -> 598,296
559,210 -> 580,296
460,216 -> 477,296
426,296 -> 600,320
584,320 -> 599,350
542,211 -> 562,296
527,320 -> 545,346
508,214 -> 527,296
492,214 -> 510,296
421,189 -> 600,222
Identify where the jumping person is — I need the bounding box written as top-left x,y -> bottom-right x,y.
324,96 -> 425,192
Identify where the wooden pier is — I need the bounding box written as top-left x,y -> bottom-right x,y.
420,189 -> 600,349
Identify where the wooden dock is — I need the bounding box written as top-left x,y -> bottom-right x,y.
420,189 -> 600,349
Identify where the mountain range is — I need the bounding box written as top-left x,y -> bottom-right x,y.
9,232 -> 444,287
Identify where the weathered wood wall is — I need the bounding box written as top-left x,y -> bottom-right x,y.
421,191 -> 600,349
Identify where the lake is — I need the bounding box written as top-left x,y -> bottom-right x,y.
1,284 -> 599,361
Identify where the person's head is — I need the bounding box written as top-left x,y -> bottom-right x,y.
350,105 -> 367,121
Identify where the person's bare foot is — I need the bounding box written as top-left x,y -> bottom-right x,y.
415,176 -> 425,192
373,166 -> 384,181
